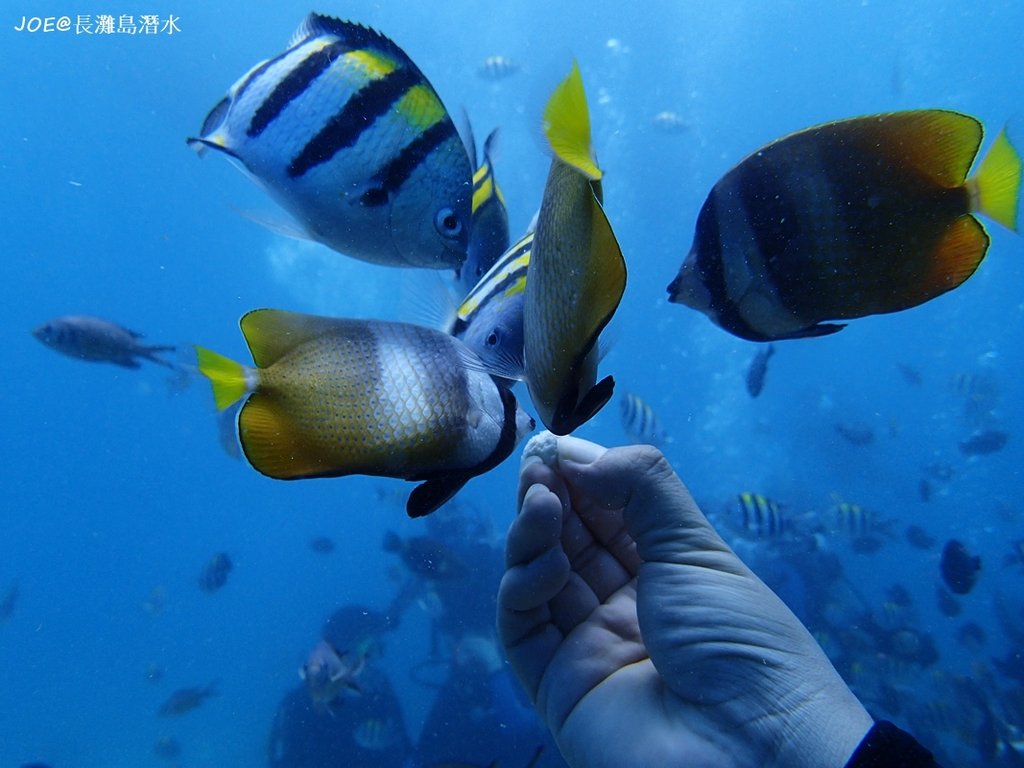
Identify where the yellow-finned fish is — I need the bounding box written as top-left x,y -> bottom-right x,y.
195,310 -> 533,518
668,110 -> 1022,341
187,13 -> 471,270
523,61 -> 627,435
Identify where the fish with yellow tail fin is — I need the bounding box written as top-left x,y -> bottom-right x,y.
523,61 -> 627,435
187,13 -> 471,270
195,310 -> 534,518
668,110 -> 1022,341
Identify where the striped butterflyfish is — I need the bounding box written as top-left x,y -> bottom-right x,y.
449,231 -> 531,384
668,110 -> 1022,341
619,392 -> 667,446
458,124 -> 511,294
187,13 -> 472,270
195,309 -> 534,518
523,61 -> 627,435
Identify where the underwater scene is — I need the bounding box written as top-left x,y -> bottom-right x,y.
4,1 -> 1024,766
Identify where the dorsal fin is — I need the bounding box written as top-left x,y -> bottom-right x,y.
820,110 -> 982,188
240,309 -> 362,368
289,13 -> 414,68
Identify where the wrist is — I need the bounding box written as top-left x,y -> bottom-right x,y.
765,671 -> 874,768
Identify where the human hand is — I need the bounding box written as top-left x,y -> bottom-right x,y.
498,433 -> 873,768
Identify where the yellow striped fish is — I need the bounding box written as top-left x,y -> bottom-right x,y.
523,61 -> 627,435
458,125 -> 510,293
449,231 -> 531,383
188,14 -> 471,269
195,310 -> 534,518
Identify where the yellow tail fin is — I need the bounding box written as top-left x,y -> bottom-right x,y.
195,346 -> 251,411
970,127 -> 1022,232
542,60 -> 602,181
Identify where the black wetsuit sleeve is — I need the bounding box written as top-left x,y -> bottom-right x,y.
844,721 -> 941,768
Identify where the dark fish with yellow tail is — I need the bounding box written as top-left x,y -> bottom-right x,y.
523,61 -> 627,435
449,231 -> 531,383
187,13 -> 471,269
668,110 -> 1022,341
196,309 -> 533,518
458,124 -> 511,293
33,315 -> 176,369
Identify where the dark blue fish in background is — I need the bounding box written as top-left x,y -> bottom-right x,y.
619,392 -> 667,446
158,681 -> 219,717
188,13 -> 471,269
457,123 -> 510,294
958,429 -> 1008,456
33,315 -> 176,369
0,580 -> 19,624
744,343 -> 774,397
198,552 -> 233,593
667,110 -> 1021,341
904,524 -> 937,550
834,422 -> 875,446
940,539 -> 981,595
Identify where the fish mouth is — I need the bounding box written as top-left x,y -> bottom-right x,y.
667,255 -> 711,311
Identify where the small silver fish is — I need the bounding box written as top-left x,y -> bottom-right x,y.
651,110 -> 689,134
300,640 -> 366,708
33,315 -> 175,369
477,55 -> 521,80
189,13 -> 471,269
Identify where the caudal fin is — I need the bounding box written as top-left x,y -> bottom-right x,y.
195,346 -> 250,411
970,127 -> 1022,232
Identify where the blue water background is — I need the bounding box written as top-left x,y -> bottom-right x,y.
2,1 -> 1023,765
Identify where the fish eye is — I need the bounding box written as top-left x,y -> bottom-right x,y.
486,329 -> 502,347
434,207 -> 463,239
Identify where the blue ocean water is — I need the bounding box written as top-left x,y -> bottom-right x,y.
3,1 -> 1023,766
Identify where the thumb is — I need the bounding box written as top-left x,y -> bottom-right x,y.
560,443 -> 732,565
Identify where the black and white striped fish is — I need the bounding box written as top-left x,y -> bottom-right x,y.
737,492 -> 786,538
619,392 -> 667,446
188,13 -> 472,270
